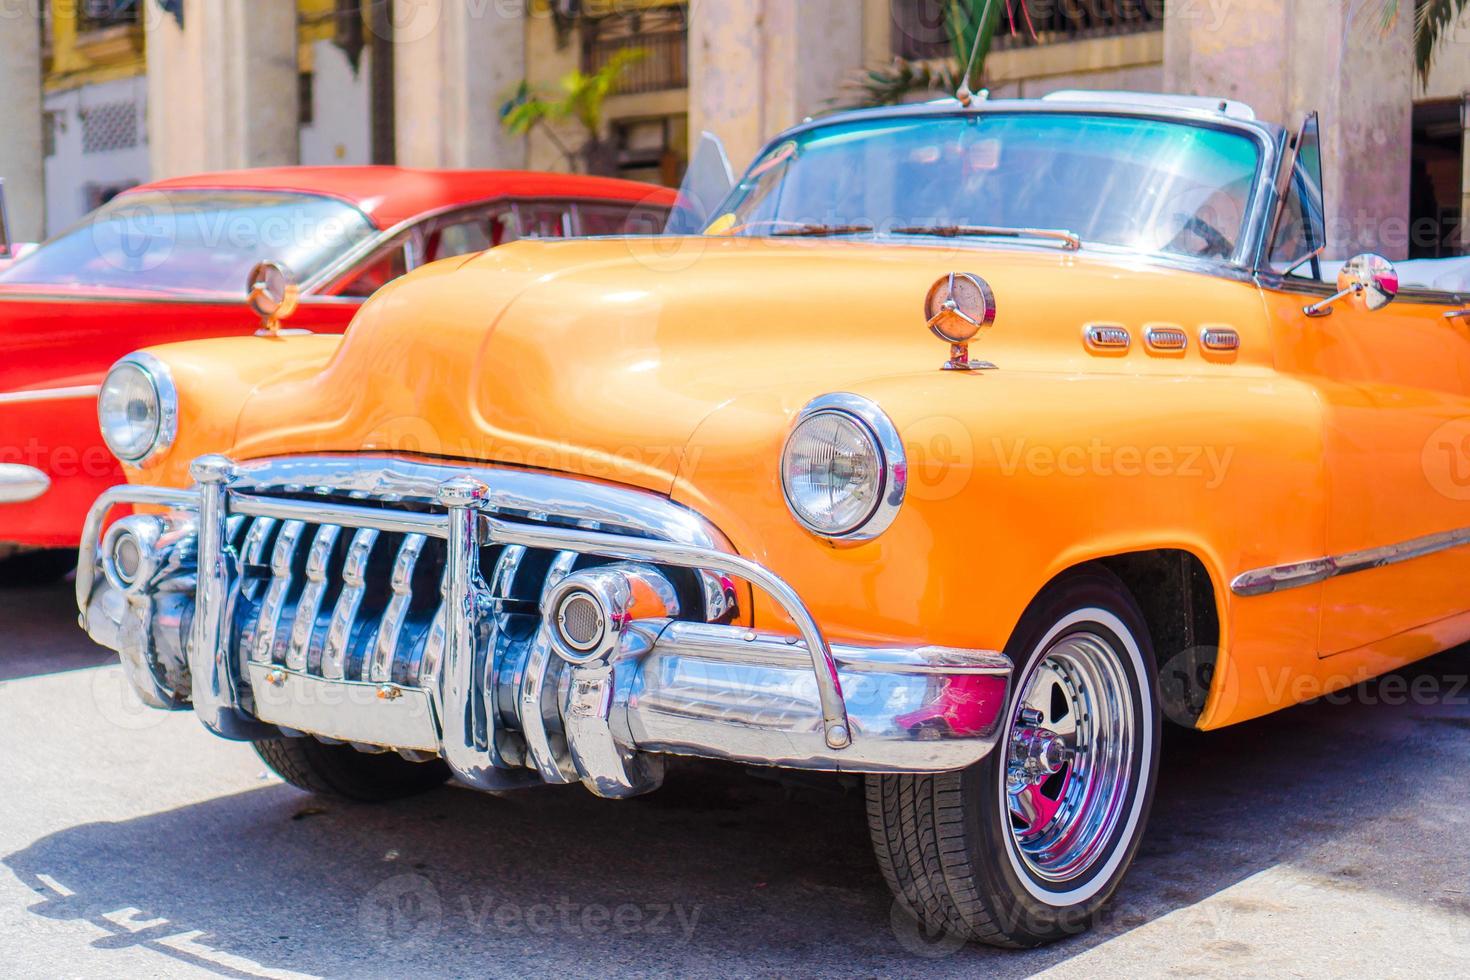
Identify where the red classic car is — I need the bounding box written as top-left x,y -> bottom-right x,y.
0,167 -> 673,583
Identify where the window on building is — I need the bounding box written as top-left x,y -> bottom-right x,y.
581,4 -> 688,95
298,71 -> 315,127
77,0 -> 142,33
891,0 -> 951,60
1410,100 -> 1464,259
612,115 -> 686,186
80,102 -> 140,155
889,0 -> 1163,57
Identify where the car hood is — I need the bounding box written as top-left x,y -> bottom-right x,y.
227,236 -> 1268,494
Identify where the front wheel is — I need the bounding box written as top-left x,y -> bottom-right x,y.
254,737 -> 450,802
866,568 -> 1160,948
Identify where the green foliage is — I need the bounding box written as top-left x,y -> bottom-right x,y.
500,49 -> 648,172
1373,0 -> 1467,87
836,0 -> 1008,110
945,0 -> 1005,92
1410,0 -> 1462,86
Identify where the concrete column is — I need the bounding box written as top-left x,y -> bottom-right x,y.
392,0 -> 527,170
147,0 -> 299,178
689,0 -> 865,173
1165,0 -> 1414,259
0,4 -> 45,241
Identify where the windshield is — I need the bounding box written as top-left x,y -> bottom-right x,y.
0,190 -> 377,294
713,112 -> 1263,262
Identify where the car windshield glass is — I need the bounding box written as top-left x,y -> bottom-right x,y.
714,112 -> 1262,263
0,190 -> 377,294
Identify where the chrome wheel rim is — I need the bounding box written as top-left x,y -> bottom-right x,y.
1002,629 -> 1135,885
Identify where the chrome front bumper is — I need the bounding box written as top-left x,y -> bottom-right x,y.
78,455 -> 1011,795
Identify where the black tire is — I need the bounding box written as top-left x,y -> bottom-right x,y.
253,737 -> 450,802
866,568 -> 1161,948
0,549 -> 75,587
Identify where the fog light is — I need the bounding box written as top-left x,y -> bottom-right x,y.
556,591 -> 607,654
100,516 -> 164,594
542,564 -> 681,666
112,534 -> 143,585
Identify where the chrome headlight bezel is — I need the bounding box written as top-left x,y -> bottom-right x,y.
779,393 -> 907,543
98,352 -> 178,467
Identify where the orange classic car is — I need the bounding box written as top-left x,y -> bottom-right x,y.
76,92 -> 1470,947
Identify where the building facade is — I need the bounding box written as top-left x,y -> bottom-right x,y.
1,0 -> 1466,260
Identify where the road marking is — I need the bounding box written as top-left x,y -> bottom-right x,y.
102,907 -> 170,932
156,931 -> 323,980
35,873 -> 74,897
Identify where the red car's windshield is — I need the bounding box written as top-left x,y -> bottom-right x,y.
0,190 -> 377,295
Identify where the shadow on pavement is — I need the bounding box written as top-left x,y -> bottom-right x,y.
0,579 -> 111,683
5,641 -> 1469,976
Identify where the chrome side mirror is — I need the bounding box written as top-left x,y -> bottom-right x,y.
1303,253 -> 1399,317
247,261 -> 300,336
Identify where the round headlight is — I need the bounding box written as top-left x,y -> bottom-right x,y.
780,394 -> 906,542
98,353 -> 177,465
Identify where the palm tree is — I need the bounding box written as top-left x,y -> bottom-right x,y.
838,0 -> 1007,108
1412,0 -> 1466,84
500,49 -> 648,176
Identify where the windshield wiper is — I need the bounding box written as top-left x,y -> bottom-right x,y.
891,224 -> 1083,251
770,223 -> 876,238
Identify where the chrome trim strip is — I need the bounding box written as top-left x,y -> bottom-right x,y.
232,493 -> 449,539
323,528 -> 377,680
437,478 -> 530,790
0,464 -> 51,503
254,521 -> 306,665
0,384 -> 100,405
225,455 -> 729,550
519,551 -> 582,784
372,534 -> 426,682
285,524 -> 340,671
1231,526 -> 1470,597
239,517 -> 279,601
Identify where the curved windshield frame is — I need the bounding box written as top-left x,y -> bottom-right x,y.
0,190 -> 378,295
713,111 -> 1266,266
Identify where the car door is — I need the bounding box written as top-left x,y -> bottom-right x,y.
1261,129 -> 1470,657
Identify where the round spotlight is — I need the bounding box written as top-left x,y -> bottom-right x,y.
100,516 -> 164,594
112,533 -> 143,585
556,590 -> 607,655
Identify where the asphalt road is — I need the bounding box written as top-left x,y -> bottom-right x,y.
3,576 -> 1469,978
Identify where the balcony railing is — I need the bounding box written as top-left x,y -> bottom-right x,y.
582,6 -> 689,95
892,0 -> 1163,60
77,0 -> 142,33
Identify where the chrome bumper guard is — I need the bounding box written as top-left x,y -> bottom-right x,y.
79,455 -> 1011,795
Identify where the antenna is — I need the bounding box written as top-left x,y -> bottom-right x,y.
956,0 -> 996,107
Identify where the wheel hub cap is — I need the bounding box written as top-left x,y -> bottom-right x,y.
1003,631 -> 1135,885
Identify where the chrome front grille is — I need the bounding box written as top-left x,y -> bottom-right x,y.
227,497 -> 723,715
